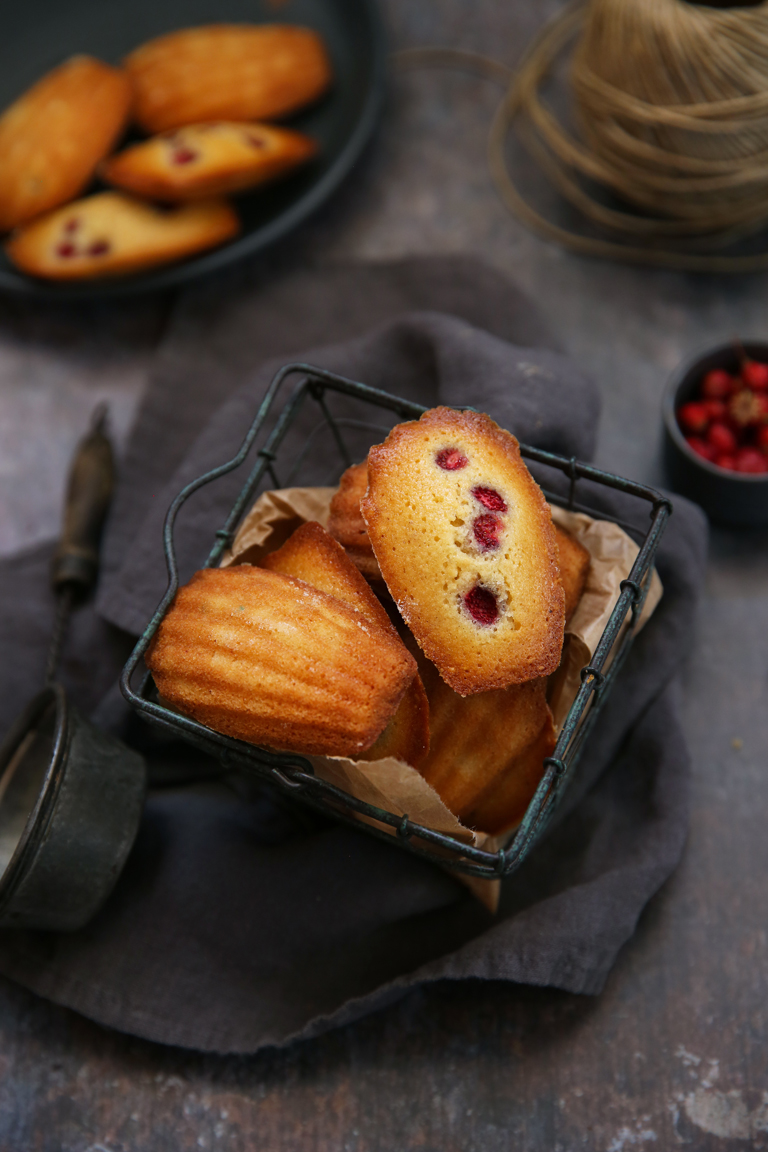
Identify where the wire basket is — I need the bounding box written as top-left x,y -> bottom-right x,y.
121,363 -> 671,880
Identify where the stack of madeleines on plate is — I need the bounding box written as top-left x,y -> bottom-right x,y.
0,25 -> 332,280
147,407 -> 592,836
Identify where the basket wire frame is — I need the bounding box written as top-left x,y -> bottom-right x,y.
121,363 -> 671,881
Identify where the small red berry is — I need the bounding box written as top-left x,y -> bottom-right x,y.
702,399 -> 727,422
678,401 -> 709,435
172,147 -> 198,165
707,422 -> 738,454
87,240 -> 110,257
464,585 -> 500,625
56,242 -> 76,258
734,447 -> 768,473
473,513 -> 503,550
702,368 -> 734,399
472,486 -> 508,512
686,436 -> 717,462
742,360 -> 768,391
436,447 -> 468,471
757,425 -> 768,455
715,454 -> 737,472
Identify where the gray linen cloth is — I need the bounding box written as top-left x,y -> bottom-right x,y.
0,257 -> 707,1053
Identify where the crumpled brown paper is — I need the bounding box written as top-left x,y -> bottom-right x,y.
222,488 -> 663,911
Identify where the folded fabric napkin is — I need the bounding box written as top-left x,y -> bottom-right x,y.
0,256 -> 707,1053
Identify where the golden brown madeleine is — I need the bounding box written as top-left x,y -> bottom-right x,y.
261,522 -> 428,766
5,192 -> 239,281
260,521 -> 393,635
328,460 -> 382,580
462,711 -> 557,835
125,24 -> 333,134
0,56 -> 133,232
357,675 -> 430,768
554,523 -> 591,625
361,408 -> 565,694
101,121 -> 317,202
417,656 -> 554,820
146,566 -> 417,758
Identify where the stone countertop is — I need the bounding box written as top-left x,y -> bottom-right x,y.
1,0 -> 767,1148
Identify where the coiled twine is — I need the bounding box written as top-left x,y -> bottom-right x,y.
571,0 -> 768,231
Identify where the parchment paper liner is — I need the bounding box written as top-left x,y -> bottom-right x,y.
222,488 -> 663,911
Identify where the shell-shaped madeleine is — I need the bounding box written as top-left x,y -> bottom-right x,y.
125,24 -> 333,134
262,522 -> 429,766
146,565 -> 416,757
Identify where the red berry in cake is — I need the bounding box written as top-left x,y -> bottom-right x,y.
64,217 -> 80,233
87,240 -> 110,256
435,447 -> 468,471
702,368 -> 734,399
686,436 -> 717,462
172,147 -> 198,165
707,422 -> 738,454
742,360 -> 768,391
678,401 -> 709,435
463,585 -> 500,626
56,242 -> 76,258
472,513 -> 503,551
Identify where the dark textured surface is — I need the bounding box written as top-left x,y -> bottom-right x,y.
0,0 -> 766,1148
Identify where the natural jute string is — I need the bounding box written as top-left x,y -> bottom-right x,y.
397,0 -> 768,272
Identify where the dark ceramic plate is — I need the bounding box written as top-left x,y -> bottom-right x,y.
663,340 -> 768,528
0,0 -> 385,299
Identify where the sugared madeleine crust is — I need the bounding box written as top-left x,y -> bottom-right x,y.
125,24 -> 333,134
261,522 -> 428,766
146,566 -> 416,758
101,121 -> 318,202
0,56 -> 132,232
417,655 -> 555,821
260,521 -> 393,635
554,523 -> 591,625
327,461 -> 382,580
463,708 -> 557,834
361,407 -> 565,694
5,192 -> 239,281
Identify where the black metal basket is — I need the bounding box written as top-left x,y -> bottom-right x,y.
121,363 -> 671,880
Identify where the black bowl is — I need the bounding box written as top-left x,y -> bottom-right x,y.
0,0 -> 386,300
663,340 -> 768,528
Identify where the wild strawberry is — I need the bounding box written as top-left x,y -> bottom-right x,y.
707,422 -> 738,454
686,436 -> 717,462
734,447 -> 768,473
702,368 -> 735,399
678,402 -> 709,435
702,399 -> 727,422
742,360 -> 768,391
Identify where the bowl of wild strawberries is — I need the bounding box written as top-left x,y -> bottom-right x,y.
663,341 -> 768,527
